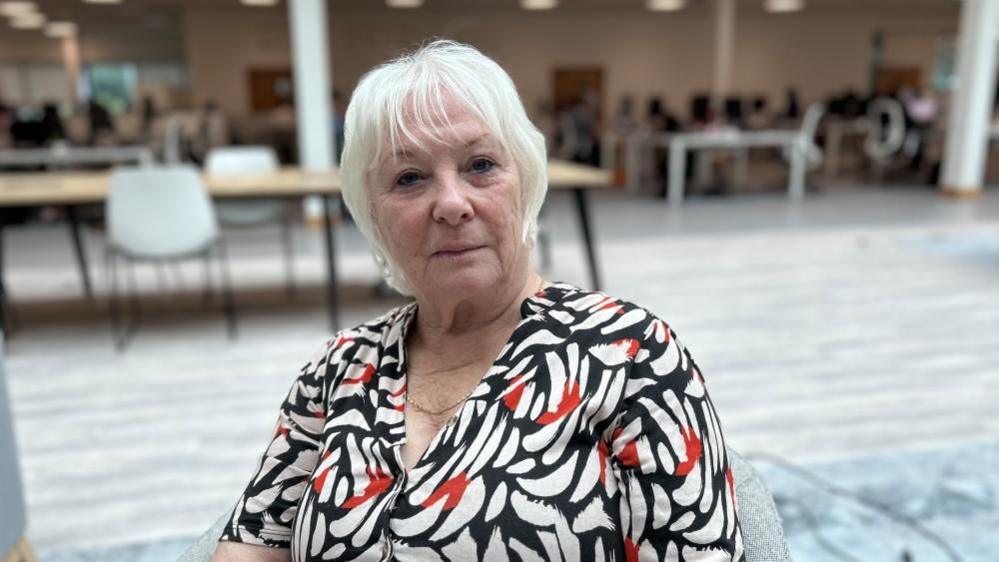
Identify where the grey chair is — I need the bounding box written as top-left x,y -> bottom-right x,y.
1,331 -> 36,561
177,447 -> 791,562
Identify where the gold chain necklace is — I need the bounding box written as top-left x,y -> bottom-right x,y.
405,277 -> 547,417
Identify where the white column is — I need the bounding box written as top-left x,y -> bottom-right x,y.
61,35 -> 82,104
940,0 -> 999,195
711,0 -> 736,115
288,0 -> 334,219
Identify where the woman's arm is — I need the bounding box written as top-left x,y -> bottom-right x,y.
211,542 -> 291,562
609,319 -> 744,561
215,338 -> 337,554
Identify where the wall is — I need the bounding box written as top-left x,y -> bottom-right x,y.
179,3 -> 958,121
0,4 -> 959,118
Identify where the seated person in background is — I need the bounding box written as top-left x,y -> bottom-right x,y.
212,40 -> 744,562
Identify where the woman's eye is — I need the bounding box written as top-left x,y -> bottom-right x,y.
396,171 -> 421,186
470,158 -> 495,173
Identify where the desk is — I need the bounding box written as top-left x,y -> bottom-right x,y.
0,146 -> 154,168
668,129 -> 808,206
0,160 -> 609,331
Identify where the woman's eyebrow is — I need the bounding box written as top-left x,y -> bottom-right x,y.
464,135 -> 491,148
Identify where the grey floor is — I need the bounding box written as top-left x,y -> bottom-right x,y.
4,181 -> 999,560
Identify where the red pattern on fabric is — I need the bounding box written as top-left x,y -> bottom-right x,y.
597,439 -> 609,485
343,363 -> 376,385
503,375 -> 527,411
624,537 -> 640,562
613,338 -> 641,360
421,472 -> 471,511
536,381 -> 582,424
342,466 -> 393,508
613,427 -> 641,467
675,427 -> 702,476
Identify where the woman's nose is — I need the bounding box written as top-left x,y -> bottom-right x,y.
431,171 -> 474,226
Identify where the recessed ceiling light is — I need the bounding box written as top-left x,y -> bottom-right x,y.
521,0 -> 557,10
647,0 -> 685,11
240,0 -> 280,6
0,1 -> 37,17
45,21 -> 77,38
82,0 -> 122,4
9,11 -> 44,28
764,0 -> 804,13
386,0 -> 423,7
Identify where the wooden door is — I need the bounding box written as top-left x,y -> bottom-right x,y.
876,66 -> 922,96
248,68 -> 294,113
552,67 -> 604,117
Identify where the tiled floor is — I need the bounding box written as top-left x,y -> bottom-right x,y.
4,183 -> 999,560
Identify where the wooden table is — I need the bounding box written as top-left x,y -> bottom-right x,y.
0,161 -> 609,331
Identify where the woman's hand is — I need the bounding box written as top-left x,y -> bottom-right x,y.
210,542 -> 292,562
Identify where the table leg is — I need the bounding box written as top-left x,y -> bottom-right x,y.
668,141 -> 686,207
321,194 -> 340,331
0,222 -> 7,334
826,124 -> 842,176
789,144 -> 806,200
65,206 -> 94,300
572,188 -> 602,291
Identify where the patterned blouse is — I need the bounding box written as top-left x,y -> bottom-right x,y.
220,282 -> 744,561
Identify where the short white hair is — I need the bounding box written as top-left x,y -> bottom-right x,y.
340,39 -> 548,296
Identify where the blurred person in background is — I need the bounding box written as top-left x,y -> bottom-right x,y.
0,97 -> 13,148
40,103 -> 65,145
212,39 -> 744,562
611,94 -> 638,136
87,99 -> 115,145
782,86 -> 800,120
902,85 -> 940,171
745,96 -> 770,130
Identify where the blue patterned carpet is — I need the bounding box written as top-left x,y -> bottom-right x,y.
757,441 -> 999,562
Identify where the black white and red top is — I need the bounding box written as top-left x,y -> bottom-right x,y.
220,282 -> 744,562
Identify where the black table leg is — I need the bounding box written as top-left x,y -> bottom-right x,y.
0,222 -> 7,334
65,205 -> 94,300
572,187 -> 602,291
321,195 -> 340,332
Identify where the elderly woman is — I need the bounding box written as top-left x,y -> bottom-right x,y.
213,40 -> 743,562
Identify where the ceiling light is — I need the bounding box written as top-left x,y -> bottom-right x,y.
386,0 -> 423,7
647,0 -> 685,10
240,0 -> 280,6
764,0 -> 804,13
9,12 -> 44,28
45,21 -> 77,38
0,1 -> 37,17
521,0 -> 557,10
82,0 -> 123,4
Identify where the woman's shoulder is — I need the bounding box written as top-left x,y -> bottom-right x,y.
541,283 -> 671,337
307,302 -> 417,371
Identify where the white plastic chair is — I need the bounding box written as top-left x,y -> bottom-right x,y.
205,146 -> 296,296
863,97 -> 906,179
105,165 -> 236,350
780,102 -> 825,170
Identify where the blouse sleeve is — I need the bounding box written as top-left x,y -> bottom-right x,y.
218,338 -> 333,548
608,319 -> 744,561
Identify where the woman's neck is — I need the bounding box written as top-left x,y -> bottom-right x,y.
410,270 -> 543,360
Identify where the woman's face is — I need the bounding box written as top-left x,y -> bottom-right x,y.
369,101 -> 529,301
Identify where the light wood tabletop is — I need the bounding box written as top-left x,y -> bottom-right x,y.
0,160 -> 609,208
0,159 -> 610,329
